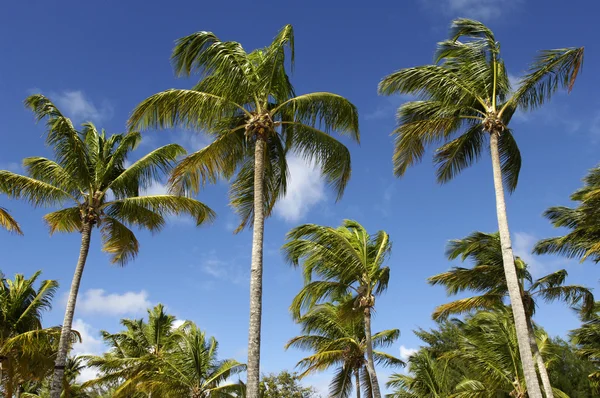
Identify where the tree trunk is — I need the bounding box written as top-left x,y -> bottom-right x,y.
489,132 -> 543,398
15,385 -> 20,398
245,138 -> 267,398
363,308 -> 382,398
50,221 -> 93,398
355,370 -> 361,398
526,316 -> 554,398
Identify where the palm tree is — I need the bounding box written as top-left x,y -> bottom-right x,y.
0,271 -> 68,397
570,302 -> 600,390
378,18 -> 584,397
84,304 -> 182,396
0,94 -> 215,398
286,302 -> 403,398
428,231 -> 594,397
144,324 -> 246,397
86,305 -> 244,398
0,207 -> 23,234
282,220 -> 392,398
535,165 -> 600,263
386,351 -> 453,398
127,25 -> 359,397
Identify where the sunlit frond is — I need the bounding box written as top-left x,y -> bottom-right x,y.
0,206 -> 23,235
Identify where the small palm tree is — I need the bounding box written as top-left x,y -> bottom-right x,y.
386,351 -> 453,398
0,271 -> 71,397
283,220 -> 392,398
0,95 -> 215,398
146,325 -> 246,397
429,231 -> 594,397
378,18 -> 584,398
570,302 -> 600,389
286,302 -> 403,398
128,25 -> 359,397
0,207 -> 22,235
84,304 -> 181,396
535,165 -> 600,263
452,309 -> 569,398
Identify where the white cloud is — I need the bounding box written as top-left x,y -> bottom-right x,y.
77,289 -> 151,316
175,130 -> 211,153
274,155 -> 326,222
513,232 -> 545,277
70,319 -> 103,383
52,90 -> 113,123
421,0 -> 520,20
365,95 -> 413,121
198,250 -> 248,286
141,181 -> 169,196
0,162 -> 21,172
71,319 -> 103,356
172,319 -> 186,330
399,345 -> 418,361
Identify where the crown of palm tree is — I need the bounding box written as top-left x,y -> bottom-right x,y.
570,302 -> 600,387
283,220 -> 391,319
0,95 -> 215,265
378,18 -> 583,192
85,305 -> 244,398
286,302 -> 403,398
535,165 -> 600,263
128,25 -> 359,231
0,271 -> 78,397
386,351 -> 454,398
428,231 -> 594,320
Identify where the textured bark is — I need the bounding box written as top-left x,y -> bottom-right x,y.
489,132 -> 543,398
50,221 -> 93,398
355,370 -> 361,398
527,316 -> 554,398
363,308 -> 382,398
245,138 -> 266,398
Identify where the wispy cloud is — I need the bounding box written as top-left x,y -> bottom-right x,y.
71,319 -> 104,382
365,95 -> 413,121
399,345 -> 418,361
198,249 -> 248,286
76,289 -> 151,316
512,231 -> 574,277
51,90 -> 114,123
274,155 -> 326,222
420,0 -> 521,20
0,162 -> 21,172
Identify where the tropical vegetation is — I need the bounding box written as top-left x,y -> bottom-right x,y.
1,14 -> 597,398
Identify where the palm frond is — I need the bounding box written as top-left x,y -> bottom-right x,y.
0,206 -> 23,235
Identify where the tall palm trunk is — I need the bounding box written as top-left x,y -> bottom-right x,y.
526,316 -> 554,398
50,221 -> 93,398
355,370 -> 361,398
246,138 -> 266,398
363,307 -> 382,398
489,132 -> 542,398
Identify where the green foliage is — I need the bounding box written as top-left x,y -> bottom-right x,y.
0,95 -> 215,265
286,302 -> 403,397
259,371 -> 319,398
547,337 -> 600,397
387,310 -> 576,398
535,165 -> 600,263
0,206 -> 23,235
378,18 -> 583,192
428,231 -> 594,320
283,220 -> 392,319
570,302 -> 600,392
0,271 -> 78,397
83,304 -> 244,397
128,25 -> 359,231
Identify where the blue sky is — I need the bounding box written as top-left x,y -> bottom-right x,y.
2,0 -> 600,393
